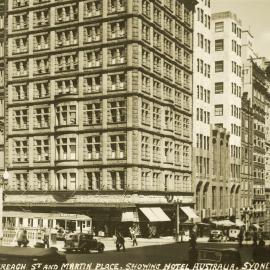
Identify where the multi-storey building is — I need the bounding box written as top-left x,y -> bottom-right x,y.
240,93 -> 253,228
3,0 -> 197,235
240,30 -> 257,228
210,125 -> 231,218
212,11 -> 242,218
0,0 -> 4,174
265,82 -> 270,232
263,62 -> 270,232
193,0 -> 212,220
242,58 -> 267,228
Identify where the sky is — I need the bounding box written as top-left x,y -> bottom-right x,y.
212,0 -> 270,60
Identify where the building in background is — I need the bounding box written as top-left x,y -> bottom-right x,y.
211,11 -> 242,219
240,92 -> 254,228
0,0 -> 4,175
3,0 -> 197,235
242,57 -> 268,228
193,0 -> 212,221
263,62 -> 270,232
239,29 -> 257,228
210,125 -> 231,219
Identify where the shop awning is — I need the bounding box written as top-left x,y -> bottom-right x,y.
154,207 -> 171,221
223,220 -> 235,227
212,219 -> 235,227
211,220 -> 220,225
235,219 -> 245,227
197,222 -> 211,226
139,207 -> 170,222
180,207 -> 199,219
121,211 -> 139,222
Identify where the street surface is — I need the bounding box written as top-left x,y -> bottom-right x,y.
66,242 -> 255,267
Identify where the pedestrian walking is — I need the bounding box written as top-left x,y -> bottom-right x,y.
116,232 -> 125,251
147,224 -> 153,238
252,230 -> 258,246
238,228 -> 244,248
17,229 -> 29,247
129,227 -> 138,246
43,229 -> 50,248
129,227 -> 133,240
190,229 -> 197,248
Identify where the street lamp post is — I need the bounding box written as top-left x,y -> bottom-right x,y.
0,170 -> 9,243
175,199 -> 182,242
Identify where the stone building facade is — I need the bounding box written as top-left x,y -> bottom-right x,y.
242,59 -> 268,228
0,0 -> 4,174
3,0 -> 197,234
240,93 -> 254,228
264,69 -> 270,232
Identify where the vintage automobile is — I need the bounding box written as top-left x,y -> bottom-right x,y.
228,228 -> 240,241
0,246 -> 67,266
209,230 -> 224,242
197,248 -> 241,268
64,233 -> 105,253
261,231 -> 270,240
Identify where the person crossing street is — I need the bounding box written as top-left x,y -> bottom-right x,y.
116,232 -> 125,251
129,227 -> 138,247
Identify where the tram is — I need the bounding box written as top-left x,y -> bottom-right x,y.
3,211 -> 92,233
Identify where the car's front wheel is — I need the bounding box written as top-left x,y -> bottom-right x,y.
80,248 -> 88,254
97,244 -> 104,253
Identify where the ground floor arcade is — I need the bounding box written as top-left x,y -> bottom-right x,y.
3,191 -> 198,237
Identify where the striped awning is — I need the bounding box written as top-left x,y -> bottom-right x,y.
139,207 -> 170,222
181,207 -> 199,219
235,219 -> 245,227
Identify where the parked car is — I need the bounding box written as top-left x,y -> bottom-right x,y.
197,247 -> 241,268
261,231 -> 270,240
228,228 -> 240,241
64,233 -> 105,253
209,230 -> 223,242
0,246 -> 66,267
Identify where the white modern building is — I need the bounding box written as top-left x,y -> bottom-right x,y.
193,0 -> 212,220
212,11 -> 242,217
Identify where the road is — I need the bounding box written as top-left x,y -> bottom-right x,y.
66,242 -> 255,268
